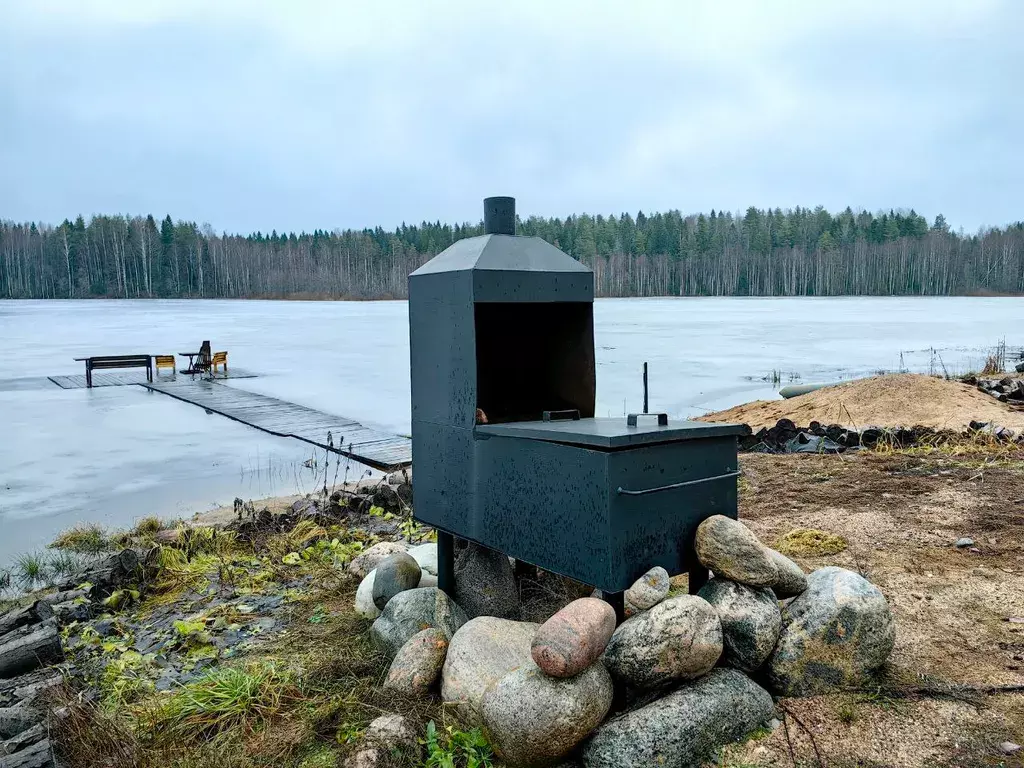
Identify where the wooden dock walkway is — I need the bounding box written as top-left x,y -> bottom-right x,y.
49,369 -> 257,389
141,380 -> 411,471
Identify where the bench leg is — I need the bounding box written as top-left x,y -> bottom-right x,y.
86,365 -> 92,388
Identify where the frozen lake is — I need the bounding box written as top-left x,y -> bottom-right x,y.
1,297 -> 1020,565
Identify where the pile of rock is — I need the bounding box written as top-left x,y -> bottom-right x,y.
742,417 -> 1023,454
971,375 -> 1024,404
0,548 -> 155,767
351,515 -> 896,768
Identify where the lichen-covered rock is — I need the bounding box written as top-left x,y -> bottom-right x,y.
370,587 -> 468,657
601,595 -> 722,689
695,515 -> 778,587
453,541 -> 521,619
624,566 -> 670,614
697,578 -> 781,672
482,661 -> 613,767
384,628 -> 449,695
355,569 -> 380,619
767,566 -> 896,696
532,598 -> 616,678
349,541 -> 408,578
407,542 -> 438,576
372,552 -> 422,609
363,714 -> 420,763
765,548 -> 808,598
582,668 -> 774,768
441,616 -> 538,723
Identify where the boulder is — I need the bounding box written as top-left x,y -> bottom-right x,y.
370,587 -> 468,658
372,552 -> 422,610
765,548 -> 808,598
384,628 -> 449,695
454,542 -> 521,619
582,668 -> 774,768
364,713 -> 419,752
695,515 -> 778,587
531,598 -> 616,678
418,572 -> 438,588
355,570 -> 380,619
441,616 -> 538,723
697,579 -> 781,672
767,566 -> 896,696
348,541 -> 407,578
482,662 -> 613,768
407,542 -> 438,576
346,714 -> 420,767
624,566 -> 670,614
601,595 -> 722,689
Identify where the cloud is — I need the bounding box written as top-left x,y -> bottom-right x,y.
0,0 -> 1020,233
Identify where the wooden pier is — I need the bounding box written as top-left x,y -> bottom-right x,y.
49,369 -> 257,389
141,379 -> 411,471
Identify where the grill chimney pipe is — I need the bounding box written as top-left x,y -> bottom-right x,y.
483,196 -> 516,235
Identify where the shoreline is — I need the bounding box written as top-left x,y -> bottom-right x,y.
1,436 -> 1021,767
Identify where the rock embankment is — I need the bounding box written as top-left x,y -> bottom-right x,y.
347,512 -> 897,768
0,548 -> 155,767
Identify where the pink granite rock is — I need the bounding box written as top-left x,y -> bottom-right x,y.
531,597 -> 617,678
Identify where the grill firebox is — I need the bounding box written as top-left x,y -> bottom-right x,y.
408,197 -> 745,611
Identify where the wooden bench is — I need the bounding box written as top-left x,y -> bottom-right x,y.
155,355 -> 176,375
73,355 -> 152,388
212,351 -> 228,374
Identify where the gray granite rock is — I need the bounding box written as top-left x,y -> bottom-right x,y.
695,515 -> 778,587
348,541 -> 408,578
441,616 -> 538,724
582,668 -> 774,768
372,552 -> 421,609
698,578 -> 781,672
601,595 -> 722,689
370,587 -> 468,658
407,542 -> 438,576
453,541 -> 521,619
767,566 -> 896,696
624,566 -> 670,614
384,628 -> 449,695
765,548 -> 808,598
482,661 -> 613,767
355,569 -> 380,619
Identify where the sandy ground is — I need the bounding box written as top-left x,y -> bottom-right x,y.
700,374 -> 1024,431
723,448 -> 1024,768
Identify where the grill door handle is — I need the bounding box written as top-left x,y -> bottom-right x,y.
617,469 -> 740,496
627,412 -> 668,427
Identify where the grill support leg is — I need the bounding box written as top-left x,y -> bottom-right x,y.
602,591 -> 626,625
688,566 -> 709,595
437,531 -> 456,596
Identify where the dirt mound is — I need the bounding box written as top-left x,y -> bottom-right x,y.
700,373 -> 1024,431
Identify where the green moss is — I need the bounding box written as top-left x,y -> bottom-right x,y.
775,528 -> 848,557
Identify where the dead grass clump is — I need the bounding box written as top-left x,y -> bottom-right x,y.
48,683 -> 143,767
50,523 -> 111,554
133,516 -> 167,536
775,528 -> 848,557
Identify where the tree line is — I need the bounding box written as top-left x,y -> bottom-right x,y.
1,207 -> 1021,299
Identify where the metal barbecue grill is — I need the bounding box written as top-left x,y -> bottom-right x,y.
408,197 -> 746,616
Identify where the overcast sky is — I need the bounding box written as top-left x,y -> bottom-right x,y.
1,0 -> 1021,233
